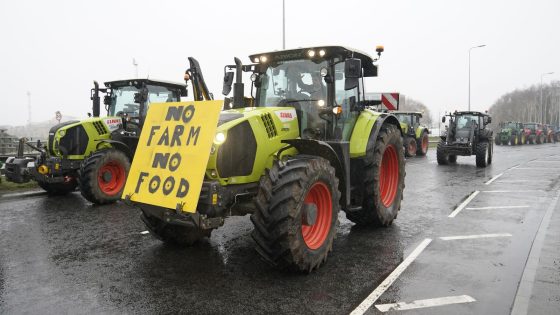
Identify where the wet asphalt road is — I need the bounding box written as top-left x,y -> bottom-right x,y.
1,143 -> 559,314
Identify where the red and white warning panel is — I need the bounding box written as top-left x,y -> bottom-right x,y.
381,93 -> 400,110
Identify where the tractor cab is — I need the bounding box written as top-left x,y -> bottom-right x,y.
91,79 -> 188,132
223,46 -> 385,142
442,111 -> 491,144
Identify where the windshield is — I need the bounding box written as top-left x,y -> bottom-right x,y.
395,114 -> 412,125
505,122 -> 517,129
108,84 -> 179,117
258,59 -> 327,107
455,115 -> 479,129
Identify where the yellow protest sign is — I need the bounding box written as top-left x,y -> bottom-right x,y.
122,101 -> 222,212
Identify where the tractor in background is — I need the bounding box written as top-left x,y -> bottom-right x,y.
2,58 -> 212,204
392,111 -> 430,157
437,111 -> 493,167
495,121 -> 524,146
523,122 -> 544,144
130,46 -> 406,272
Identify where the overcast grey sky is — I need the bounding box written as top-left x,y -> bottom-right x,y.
1,0 -> 558,126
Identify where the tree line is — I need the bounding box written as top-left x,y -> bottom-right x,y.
488,81 -> 560,130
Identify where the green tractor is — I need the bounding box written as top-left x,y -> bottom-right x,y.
2,58 -> 212,204
130,46 -> 406,272
393,111 -> 430,157
495,121 -> 525,146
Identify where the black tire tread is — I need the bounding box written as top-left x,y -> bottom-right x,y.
250,157 -> 340,272
79,149 -> 130,204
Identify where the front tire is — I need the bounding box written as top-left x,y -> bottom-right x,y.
79,149 -> 130,204
346,124 -> 405,226
417,131 -> 429,156
437,140 -> 449,165
141,211 -> 211,245
475,142 -> 490,167
251,157 -> 340,272
404,137 -> 417,157
37,177 -> 78,195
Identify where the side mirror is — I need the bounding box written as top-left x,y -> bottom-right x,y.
442,116 -> 446,123
344,58 -> 361,90
487,117 -> 492,124
222,71 -> 234,96
103,95 -> 111,106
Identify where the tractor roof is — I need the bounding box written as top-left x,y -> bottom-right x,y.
392,111 -> 423,117
453,111 -> 490,117
249,46 -> 378,77
104,78 -> 187,91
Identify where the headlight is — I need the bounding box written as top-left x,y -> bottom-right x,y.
214,132 -> 226,144
319,49 -> 326,57
307,50 -> 315,57
59,129 -> 66,137
260,56 -> 268,63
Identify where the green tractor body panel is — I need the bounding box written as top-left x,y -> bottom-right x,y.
48,116 -> 120,160
399,122 -> 409,134
349,109 -> 382,158
205,107 -> 299,186
498,128 -> 512,142
415,126 -> 428,139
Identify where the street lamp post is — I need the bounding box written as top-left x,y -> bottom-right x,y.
540,71 -> 553,123
468,44 -> 486,111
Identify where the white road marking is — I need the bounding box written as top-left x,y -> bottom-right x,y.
350,238 -> 432,315
481,190 -> 545,193
375,295 -> 476,312
485,173 -> 503,185
448,191 -> 480,218
497,180 -> 544,183
506,164 -> 520,171
513,167 -> 560,170
512,189 -> 560,315
140,231 -> 150,235
466,205 -> 530,210
528,160 -> 560,163
439,233 -> 512,241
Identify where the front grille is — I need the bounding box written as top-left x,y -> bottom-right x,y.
92,121 -> 108,135
58,125 -> 89,156
261,113 -> 277,138
216,121 -> 256,178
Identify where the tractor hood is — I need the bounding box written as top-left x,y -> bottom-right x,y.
48,116 -> 122,158
207,107 -> 300,185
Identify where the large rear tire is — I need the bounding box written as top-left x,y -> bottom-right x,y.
79,149 -> 130,204
417,131 -> 429,156
251,157 -> 340,272
346,124 -> 405,226
475,142 -> 490,167
37,177 -> 78,195
437,140 -> 450,165
448,155 -> 457,163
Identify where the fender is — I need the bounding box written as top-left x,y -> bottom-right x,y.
95,139 -> 132,159
349,110 -> 402,158
415,126 -> 429,139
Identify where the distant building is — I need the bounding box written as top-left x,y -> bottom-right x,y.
0,129 -> 18,155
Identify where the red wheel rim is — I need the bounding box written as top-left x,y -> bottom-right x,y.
301,182 -> 332,250
379,144 -> 399,207
97,161 -> 126,196
408,140 -> 416,156
422,134 -> 428,152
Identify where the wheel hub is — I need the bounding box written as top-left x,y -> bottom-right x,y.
102,171 -> 113,182
301,182 -> 332,250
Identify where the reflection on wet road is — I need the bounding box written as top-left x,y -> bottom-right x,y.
1,144 -> 559,314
